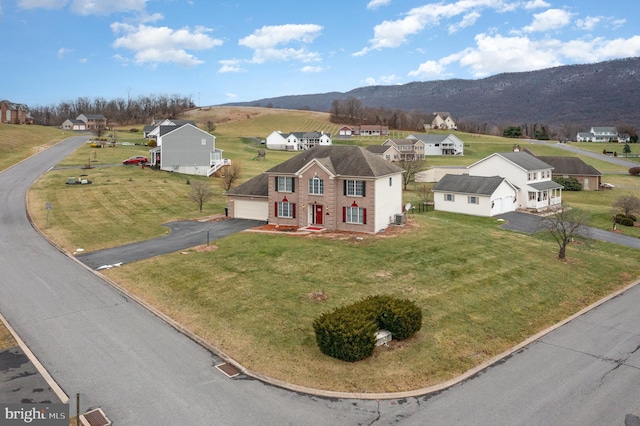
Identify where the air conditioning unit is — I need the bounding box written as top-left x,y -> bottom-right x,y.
395,213 -> 404,225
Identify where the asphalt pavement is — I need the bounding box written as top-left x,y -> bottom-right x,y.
1,136 -> 640,425
75,218 -> 263,269
497,211 -> 640,249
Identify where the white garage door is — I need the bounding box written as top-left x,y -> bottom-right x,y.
502,196 -> 515,213
234,199 -> 268,221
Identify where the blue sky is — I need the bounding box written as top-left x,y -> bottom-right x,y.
2,0 -> 639,108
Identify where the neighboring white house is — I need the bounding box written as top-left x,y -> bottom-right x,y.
265,130 -> 332,151
468,152 -> 562,212
433,175 -> 518,217
406,133 -> 464,156
148,123 -> 229,176
424,112 -> 457,130
576,127 -> 629,142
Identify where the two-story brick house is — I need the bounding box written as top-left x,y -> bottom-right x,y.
226,145 -> 405,234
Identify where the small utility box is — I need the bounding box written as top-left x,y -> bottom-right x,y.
68,177 -> 77,184
375,329 -> 392,346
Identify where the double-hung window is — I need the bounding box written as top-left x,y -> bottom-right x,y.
344,180 -> 365,197
275,176 -> 294,192
468,196 -> 479,204
445,194 -> 455,202
276,202 -> 295,218
343,206 -> 366,224
308,176 -> 324,195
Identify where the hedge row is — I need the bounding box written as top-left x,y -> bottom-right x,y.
313,295 -> 422,362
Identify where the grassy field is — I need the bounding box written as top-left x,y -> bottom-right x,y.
0,123 -> 75,171
14,108 -> 640,393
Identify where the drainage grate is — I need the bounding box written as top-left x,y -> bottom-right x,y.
80,408 -> 111,426
215,362 -> 241,378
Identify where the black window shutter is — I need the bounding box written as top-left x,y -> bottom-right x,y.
362,181 -> 366,197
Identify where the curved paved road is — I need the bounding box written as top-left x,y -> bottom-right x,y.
1,136 -> 640,425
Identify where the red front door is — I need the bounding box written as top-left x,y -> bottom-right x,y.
314,205 -> 323,225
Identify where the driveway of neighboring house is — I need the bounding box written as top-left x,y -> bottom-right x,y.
497,211 -> 640,249
75,218 -> 264,270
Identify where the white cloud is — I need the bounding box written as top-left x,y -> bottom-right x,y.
449,11 -> 481,34
408,60 -> 446,79
226,93 -> 239,101
301,65 -> 323,73
57,47 -> 73,59
522,8 -> 574,33
523,0 -> 550,9
70,0 -> 146,15
239,24 -> 323,64
218,59 -> 245,73
576,16 -> 601,31
363,74 -> 401,86
415,33 -> 640,79
18,0 -> 67,9
18,0 -> 147,14
79,57 -> 88,63
354,0 -> 514,56
367,0 -> 391,10
111,23 -> 223,67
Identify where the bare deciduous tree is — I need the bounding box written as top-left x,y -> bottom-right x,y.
189,180 -> 213,212
613,195 -> 640,218
220,162 -> 242,192
398,159 -> 427,190
206,120 -> 216,133
541,203 -> 590,260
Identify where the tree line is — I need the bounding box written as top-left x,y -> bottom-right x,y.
28,94 -> 195,127
329,98 -> 435,131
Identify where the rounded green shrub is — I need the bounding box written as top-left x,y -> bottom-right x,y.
620,217 -> 635,227
313,295 -> 422,362
147,139 -> 157,147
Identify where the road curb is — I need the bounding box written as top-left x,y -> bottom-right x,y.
0,312 -> 69,404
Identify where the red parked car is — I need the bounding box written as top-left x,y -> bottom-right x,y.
122,156 -> 148,165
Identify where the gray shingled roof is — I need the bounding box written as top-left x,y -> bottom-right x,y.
409,134 -> 449,143
494,151 -> 552,171
433,175 -> 507,195
227,173 -> 269,197
365,145 -> 393,154
536,156 -> 601,176
267,145 -> 404,177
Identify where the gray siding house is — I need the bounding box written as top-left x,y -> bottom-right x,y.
149,123 -> 228,176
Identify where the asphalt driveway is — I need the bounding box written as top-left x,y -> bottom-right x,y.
75,218 -> 264,270
497,211 -> 640,249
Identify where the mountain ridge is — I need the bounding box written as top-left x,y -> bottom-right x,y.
222,57 -> 640,131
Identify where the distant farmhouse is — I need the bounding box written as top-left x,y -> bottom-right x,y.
61,114 -> 107,131
424,112 -> 457,130
338,125 -> 389,137
265,130 -> 332,151
576,127 -> 630,143
1,100 -> 34,124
